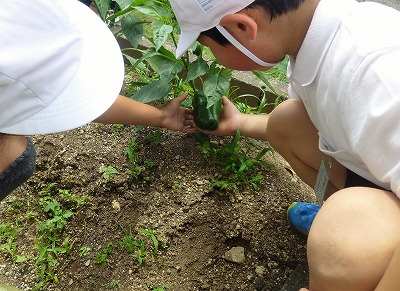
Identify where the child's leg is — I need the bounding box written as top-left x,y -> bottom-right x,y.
0,135 -> 36,200
0,135 -> 28,172
307,187 -> 400,290
266,98 -> 347,195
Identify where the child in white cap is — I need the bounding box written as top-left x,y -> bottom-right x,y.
168,0 -> 400,289
0,0 -> 195,200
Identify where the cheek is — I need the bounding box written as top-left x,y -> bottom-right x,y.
211,48 -> 262,71
198,36 -> 263,71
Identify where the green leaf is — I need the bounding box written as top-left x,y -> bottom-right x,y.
44,201 -> 60,213
128,49 -> 160,70
255,147 -> 269,160
116,0 -> 149,10
203,70 -> 231,108
139,48 -> 174,73
114,0 -> 131,10
121,14 -> 144,48
187,58 -> 209,82
93,0 -> 111,21
134,6 -> 160,17
131,80 -> 172,103
156,46 -> 176,60
252,70 -> 278,95
150,235 -> 159,253
153,25 -> 173,52
15,255 -> 29,263
158,60 -> 184,83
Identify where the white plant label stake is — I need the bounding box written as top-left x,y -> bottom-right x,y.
314,155 -> 332,206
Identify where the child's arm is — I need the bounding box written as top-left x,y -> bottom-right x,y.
197,96 -> 270,140
94,92 -> 195,133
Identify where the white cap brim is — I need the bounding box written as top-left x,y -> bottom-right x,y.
0,0 -> 124,135
175,31 -> 201,59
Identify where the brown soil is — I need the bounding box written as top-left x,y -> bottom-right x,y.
0,122 -> 315,291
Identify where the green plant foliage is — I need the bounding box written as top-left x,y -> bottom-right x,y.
0,223 -> 27,263
124,139 -> 143,178
93,0 -> 112,20
117,228 -> 161,266
79,246 -> 91,257
100,166 -> 119,181
107,279 -> 120,289
26,183 -> 88,290
92,0 -> 233,109
94,243 -> 113,266
201,131 -> 274,190
143,127 -> 162,146
121,13 -> 145,48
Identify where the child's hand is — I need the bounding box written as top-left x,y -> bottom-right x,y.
196,96 -> 242,136
160,92 -> 195,133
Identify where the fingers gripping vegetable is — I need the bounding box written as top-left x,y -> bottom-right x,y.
192,90 -> 222,131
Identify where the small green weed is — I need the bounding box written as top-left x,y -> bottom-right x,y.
143,128 -> 162,147
117,228 -> 161,266
125,140 -> 143,179
34,196 -> 74,290
107,279 -> 120,289
100,166 -> 119,181
172,181 -> 182,190
94,243 -> 113,266
79,246 -> 91,257
0,222 -> 28,263
32,183 -> 86,290
112,124 -> 125,136
201,131 -> 274,190
58,189 -> 88,208
144,160 -> 156,169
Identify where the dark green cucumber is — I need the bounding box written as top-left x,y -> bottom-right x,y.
193,90 -> 222,131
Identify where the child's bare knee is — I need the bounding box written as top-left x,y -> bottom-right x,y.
307,188 -> 400,290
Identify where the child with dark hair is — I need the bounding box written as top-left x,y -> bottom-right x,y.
168,0 -> 400,290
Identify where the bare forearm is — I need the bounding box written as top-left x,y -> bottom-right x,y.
237,113 -> 270,141
94,95 -> 163,127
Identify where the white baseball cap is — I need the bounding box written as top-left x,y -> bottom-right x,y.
0,0 -> 124,135
169,0 -> 278,67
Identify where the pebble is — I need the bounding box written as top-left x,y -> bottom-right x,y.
255,265 -> 266,277
223,246 -> 245,264
111,200 -> 120,211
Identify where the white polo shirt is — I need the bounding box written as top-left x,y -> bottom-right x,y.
287,0 -> 400,196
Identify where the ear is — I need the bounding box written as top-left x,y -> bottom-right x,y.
219,13 -> 258,40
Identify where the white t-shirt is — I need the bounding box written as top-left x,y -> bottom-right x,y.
287,0 -> 400,196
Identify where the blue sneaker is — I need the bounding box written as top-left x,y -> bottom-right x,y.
287,202 -> 320,236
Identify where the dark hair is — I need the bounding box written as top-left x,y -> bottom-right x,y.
249,0 -> 306,19
200,0 -> 305,46
201,27 -> 230,46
